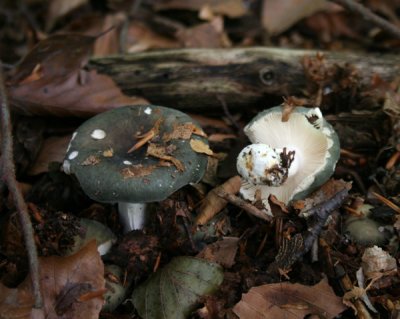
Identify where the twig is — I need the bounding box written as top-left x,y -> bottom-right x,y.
0,62 -> 43,308
327,0 -> 400,40
215,189 -> 272,222
294,188 -> 349,260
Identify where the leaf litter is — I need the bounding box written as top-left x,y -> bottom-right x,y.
0,241 -> 104,319
1,1 -> 400,318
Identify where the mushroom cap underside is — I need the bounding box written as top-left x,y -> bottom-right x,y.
64,105 -> 208,203
240,106 -> 340,207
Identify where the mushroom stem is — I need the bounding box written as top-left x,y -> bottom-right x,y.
118,202 -> 147,232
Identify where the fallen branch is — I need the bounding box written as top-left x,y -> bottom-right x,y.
88,47 -> 400,111
0,62 -> 43,308
215,189 -> 272,222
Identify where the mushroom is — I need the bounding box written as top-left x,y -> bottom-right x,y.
344,205 -> 387,246
236,106 -> 340,214
63,105 -> 208,232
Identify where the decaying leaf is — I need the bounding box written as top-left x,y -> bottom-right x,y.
46,0 -> 89,30
0,241 -> 104,319
121,164 -> 156,178
197,237 -> 239,268
163,122 -> 207,141
233,277 -> 347,319
8,34 -> 147,117
81,155 -> 101,166
261,0 -> 329,35
361,246 -> 397,278
176,16 -> 231,48
28,134 -> 72,175
196,175 -> 241,225
127,21 -> 179,53
190,139 -> 214,156
132,256 -> 223,319
153,0 -> 248,18
146,143 -> 185,171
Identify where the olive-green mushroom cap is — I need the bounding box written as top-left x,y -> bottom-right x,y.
63,105 -> 208,203
239,106 -> 340,212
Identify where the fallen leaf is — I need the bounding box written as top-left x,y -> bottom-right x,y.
47,0 -> 89,31
153,0 -> 248,18
261,0 -> 329,35
127,21 -> 179,53
196,175 -> 241,225
121,164 -> 156,179
163,122 -> 207,141
146,143 -> 185,171
233,277 -> 347,319
61,13 -> 125,56
28,134 -> 72,175
8,34 -> 147,117
190,139 -> 214,156
176,16 -> 231,48
0,241 -> 104,319
197,237 -> 239,268
132,256 -> 224,319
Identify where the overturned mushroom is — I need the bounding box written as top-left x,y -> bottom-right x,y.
63,105 -> 208,232
237,106 -> 340,214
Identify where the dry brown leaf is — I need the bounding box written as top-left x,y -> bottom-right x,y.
153,0 -> 248,18
61,13 -> 125,56
261,0 -> 330,35
8,34 -> 147,117
163,123 -> 207,141
127,21 -> 179,53
47,0 -> 89,31
10,69 -> 146,117
0,241 -> 104,319
190,139 -> 214,156
176,16 -> 231,48
146,143 -> 185,171
233,277 -> 347,319
196,175 -> 241,225
28,135 -> 72,175
197,237 -> 239,268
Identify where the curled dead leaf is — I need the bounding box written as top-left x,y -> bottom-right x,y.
190,139 -> 214,156
233,277 -> 347,319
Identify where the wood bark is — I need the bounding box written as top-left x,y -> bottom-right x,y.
90,47 -> 400,110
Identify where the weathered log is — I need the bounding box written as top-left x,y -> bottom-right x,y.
90,47 -> 400,110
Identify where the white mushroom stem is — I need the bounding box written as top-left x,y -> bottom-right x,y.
118,202 -> 147,232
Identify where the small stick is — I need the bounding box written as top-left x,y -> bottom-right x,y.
0,62 -> 43,308
215,189 -> 272,222
372,191 -> 400,214
327,0 -> 400,40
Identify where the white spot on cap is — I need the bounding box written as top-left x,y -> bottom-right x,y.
144,107 -> 152,115
91,129 -> 106,140
62,160 -> 71,174
68,151 -> 78,160
123,160 -> 132,165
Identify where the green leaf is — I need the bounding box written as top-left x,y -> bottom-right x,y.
132,256 -> 224,319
